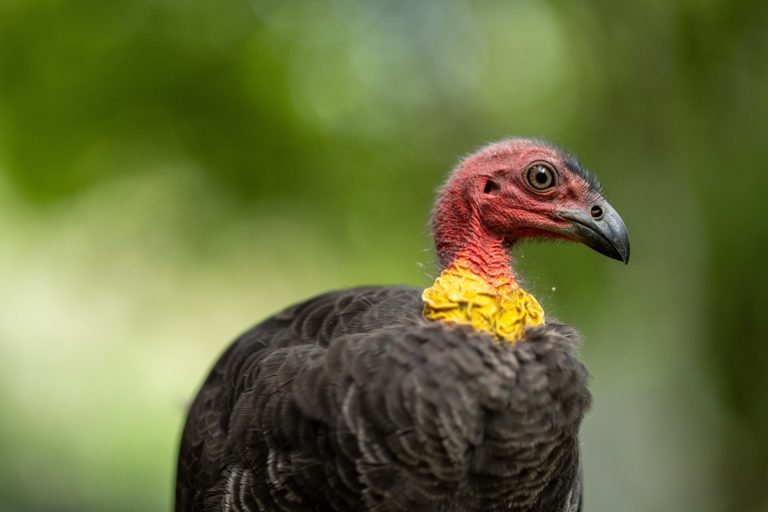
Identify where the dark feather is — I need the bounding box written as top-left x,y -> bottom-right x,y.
176,287 -> 590,512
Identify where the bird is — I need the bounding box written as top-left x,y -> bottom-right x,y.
175,138 -> 630,512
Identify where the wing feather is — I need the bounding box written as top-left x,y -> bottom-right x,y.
176,286 -> 590,512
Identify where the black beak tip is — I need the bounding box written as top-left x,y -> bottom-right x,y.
617,247 -> 630,265
614,229 -> 630,265
600,242 -> 629,264
603,231 -> 630,265
610,237 -> 630,264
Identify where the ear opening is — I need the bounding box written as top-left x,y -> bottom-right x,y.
483,179 -> 501,195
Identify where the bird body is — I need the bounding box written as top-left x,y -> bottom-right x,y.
176,139 -> 629,512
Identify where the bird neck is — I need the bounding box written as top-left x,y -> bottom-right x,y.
423,208 -> 545,343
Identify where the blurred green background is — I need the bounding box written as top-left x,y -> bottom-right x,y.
1,0 -> 767,510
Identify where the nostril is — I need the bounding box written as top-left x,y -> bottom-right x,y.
590,205 -> 604,219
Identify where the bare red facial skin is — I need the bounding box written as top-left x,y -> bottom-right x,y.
432,139 -> 598,282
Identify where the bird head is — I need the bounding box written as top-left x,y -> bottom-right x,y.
433,138 -> 630,268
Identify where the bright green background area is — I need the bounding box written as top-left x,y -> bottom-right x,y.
1,1 -> 766,511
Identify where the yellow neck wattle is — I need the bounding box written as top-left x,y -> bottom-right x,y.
421,262 -> 545,343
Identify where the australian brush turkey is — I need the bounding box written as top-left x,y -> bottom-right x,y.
176,138 -> 629,512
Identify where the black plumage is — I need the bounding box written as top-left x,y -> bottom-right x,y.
176,287 -> 590,512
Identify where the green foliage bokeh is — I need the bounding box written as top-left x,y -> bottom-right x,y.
1,1 -> 766,511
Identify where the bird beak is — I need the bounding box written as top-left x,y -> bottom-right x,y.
556,202 -> 630,264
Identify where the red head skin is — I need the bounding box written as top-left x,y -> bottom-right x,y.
432,139 -> 600,284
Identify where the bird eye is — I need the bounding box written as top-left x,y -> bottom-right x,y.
525,163 -> 556,191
